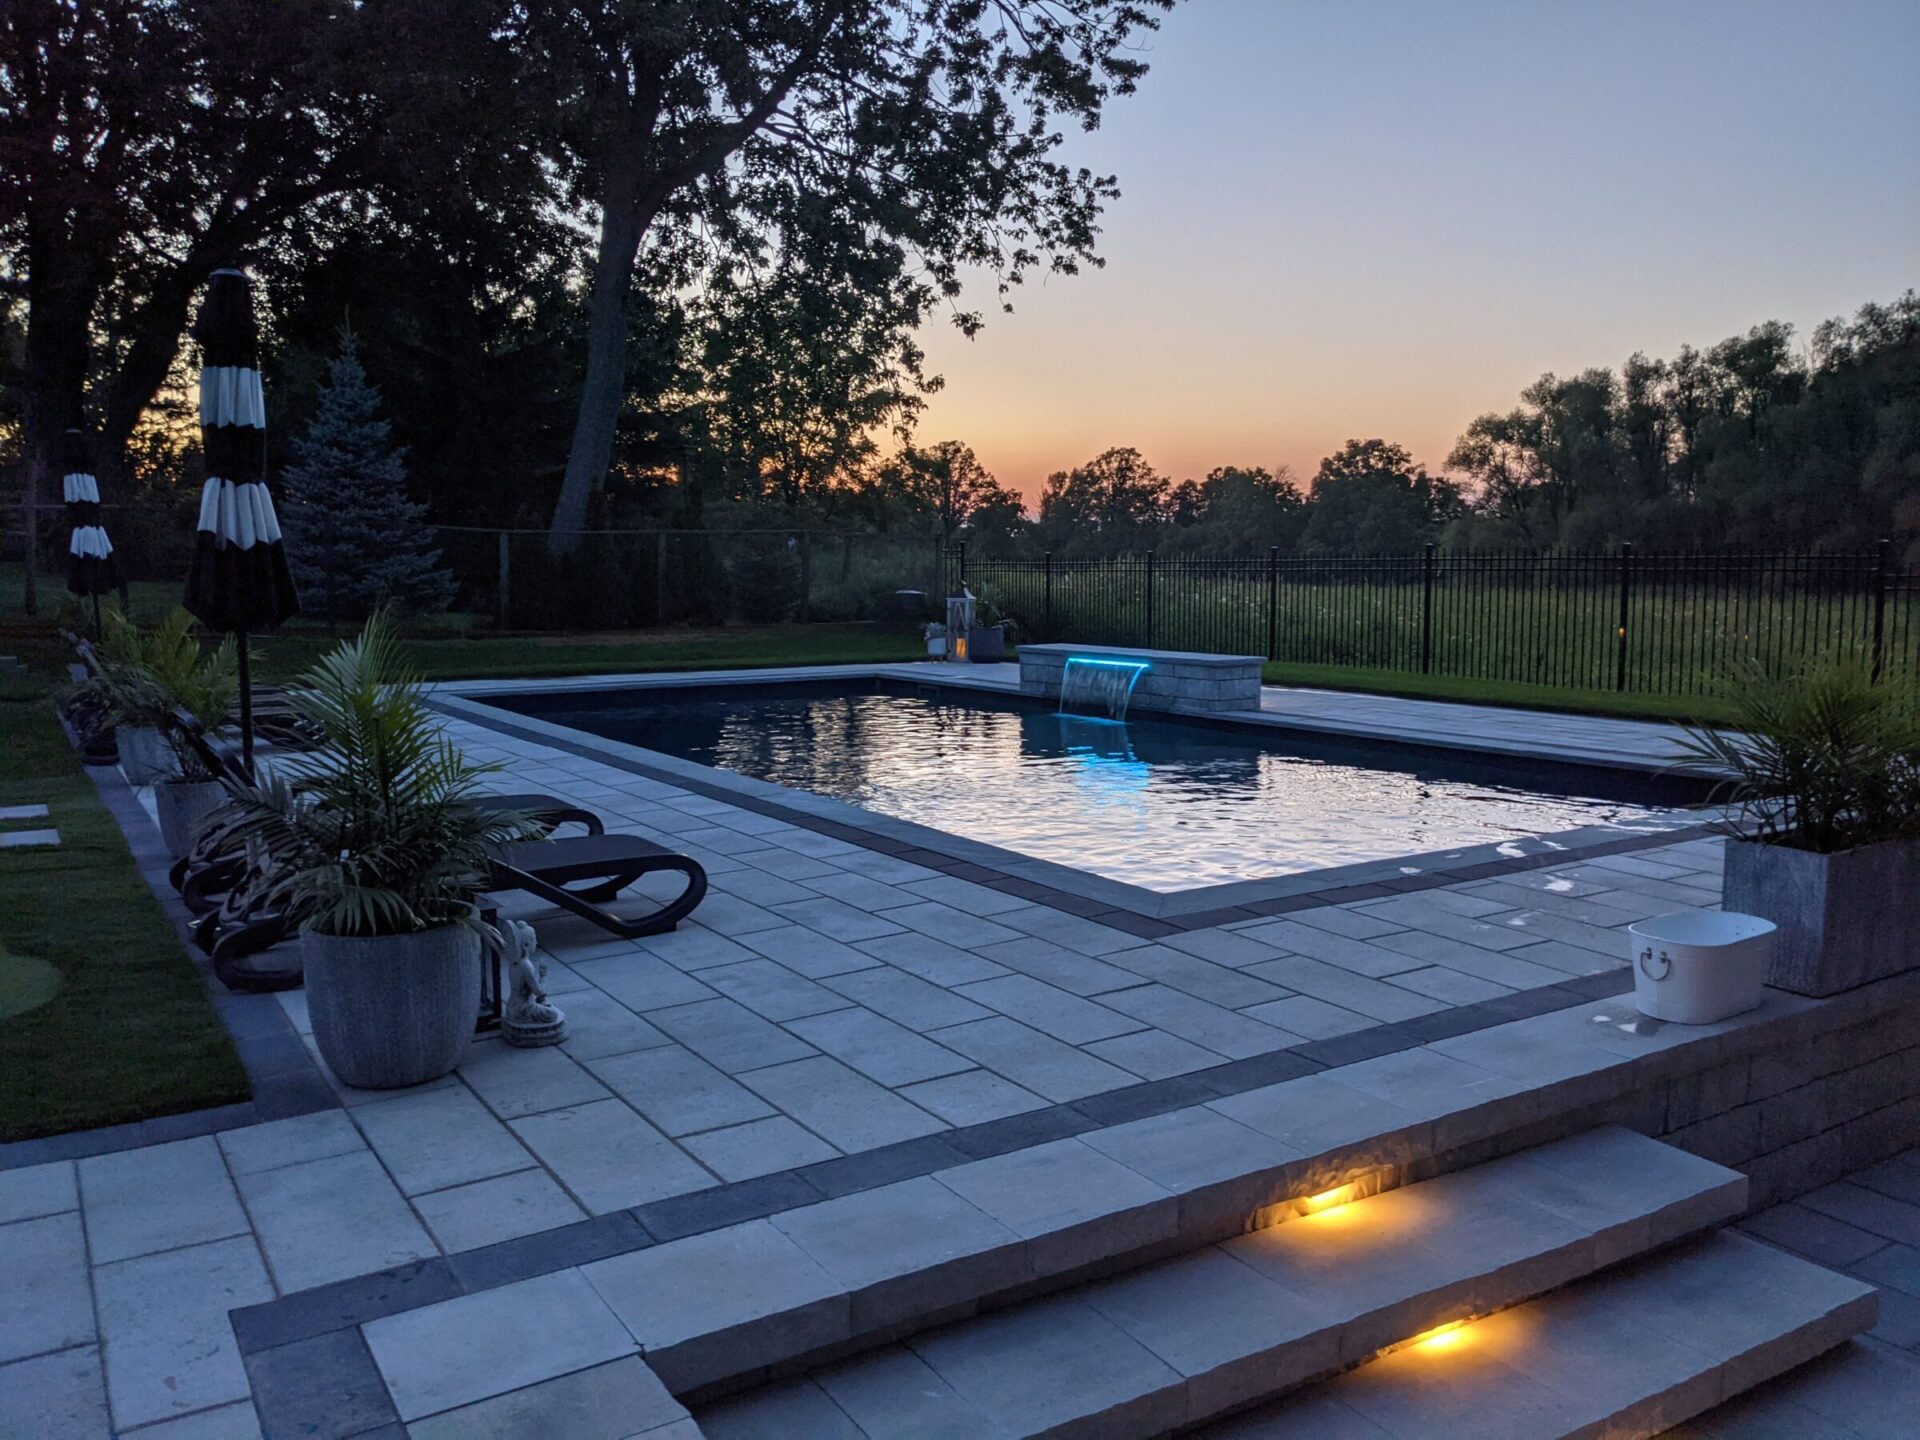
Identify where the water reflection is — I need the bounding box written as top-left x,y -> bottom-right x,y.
528,685 -> 1688,893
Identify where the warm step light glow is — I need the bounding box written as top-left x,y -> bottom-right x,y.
1299,1183 -> 1361,1214
1409,1320 -> 1468,1352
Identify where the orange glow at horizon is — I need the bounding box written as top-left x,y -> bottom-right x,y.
907,2 -> 1917,510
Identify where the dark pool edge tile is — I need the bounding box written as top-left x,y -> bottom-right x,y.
232,1257 -> 464,1356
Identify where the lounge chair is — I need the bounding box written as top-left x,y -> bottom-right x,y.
162,707 -> 603,898
204,829 -> 708,993
485,833 -> 708,939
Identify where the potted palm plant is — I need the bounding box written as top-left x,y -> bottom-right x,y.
203,617 -> 537,1087
84,611 -> 177,784
135,611 -> 241,859
1676,652 -> 1920,997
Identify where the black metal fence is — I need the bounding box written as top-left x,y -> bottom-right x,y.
951,543 -> 1920,698
4,504 -> 949,631
435,527 -> 946,630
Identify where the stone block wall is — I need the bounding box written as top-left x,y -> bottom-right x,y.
1419,977 -> 1920,1212
1017,643 -> 1264,716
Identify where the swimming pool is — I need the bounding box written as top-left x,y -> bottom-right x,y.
486,680 -> 1705,894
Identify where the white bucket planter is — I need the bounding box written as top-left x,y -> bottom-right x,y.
153,779 -> 228,860
302,924 -> 480,1089
1628,910 -> 1775,1024
115,725 -> 173,785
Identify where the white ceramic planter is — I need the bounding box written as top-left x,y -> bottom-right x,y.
115,725 -> 174,786
301,923 -> 480,1089
1628,910 -> 1775,1024
153,779 -> 228,860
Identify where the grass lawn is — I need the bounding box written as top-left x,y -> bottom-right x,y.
252,622 -> 924,684
0,667 -> 249,1142
1259,662 -> 1741,728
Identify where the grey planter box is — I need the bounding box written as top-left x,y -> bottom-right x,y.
301,923 -> 481,1088
1723,835 -> 1920,996
116,725 -> 174,786
968,625 -> 1007,662
154,779 -> 227,860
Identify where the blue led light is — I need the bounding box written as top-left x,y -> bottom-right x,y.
1064,657 -> 1151,670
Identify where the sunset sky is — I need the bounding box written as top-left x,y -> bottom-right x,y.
913,0 -> 1920,504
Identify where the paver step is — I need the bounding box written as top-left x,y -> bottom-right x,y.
691,1126 -> 1747,1439
1655,1336 -> 1920,1438
1195,1231 -> 1877,1440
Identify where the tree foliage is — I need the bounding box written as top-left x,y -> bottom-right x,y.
281,331 -> 454,624
532,0 -> 1174,549
1448,294 -> 1920,555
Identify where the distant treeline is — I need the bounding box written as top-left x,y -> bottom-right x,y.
981,290 -> 1920,561
74,288 -> 1920,574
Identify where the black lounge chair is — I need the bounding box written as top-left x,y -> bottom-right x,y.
163,708 -> 603,898
486,833 -> 708,939
203,830 -> 708,993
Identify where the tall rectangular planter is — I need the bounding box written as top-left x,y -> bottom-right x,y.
1723,836 -> 1920,996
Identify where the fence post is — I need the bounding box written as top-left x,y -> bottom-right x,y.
1266,546 -> 1279,660
957,541 -> 967,589
653,532 -> 667,623
1144,550 -> 1156,648
1615,542 -> 1634,692
496,530 -> 511,626
1872,538 -> 1891,681
1043,551 -> 1054,640
797,531 -> 812,622
1420,542 -> 1436,674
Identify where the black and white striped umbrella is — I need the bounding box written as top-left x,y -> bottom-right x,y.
183,268 -> 299,770
62,426 -> 121,609
184,268 -> 298,631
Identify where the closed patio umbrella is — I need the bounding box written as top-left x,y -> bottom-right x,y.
62,426 -> 121,634
183,268 -> 299,773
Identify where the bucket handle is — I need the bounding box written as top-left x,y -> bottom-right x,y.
1638,946 -> 1671,982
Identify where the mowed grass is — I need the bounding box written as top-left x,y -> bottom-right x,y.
0,668 -> 248,1141
1257,662 -> 1746,727
251,622 -> 924,684
971,567 -> 1920,710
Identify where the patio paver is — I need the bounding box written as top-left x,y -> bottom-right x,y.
10,672 -> 1831,1439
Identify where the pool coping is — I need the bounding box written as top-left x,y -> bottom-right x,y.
429,666 -> 1720,928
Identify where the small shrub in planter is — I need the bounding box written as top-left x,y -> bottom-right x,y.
202,617 -> 539,1087
74,610 -> 182,784
136,613 -> 241,860
1677,653 -> 1920,996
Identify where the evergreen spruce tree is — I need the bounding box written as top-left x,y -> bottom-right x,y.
282,330 -> 455,624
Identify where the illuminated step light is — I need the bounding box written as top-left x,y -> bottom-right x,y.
1271,1168 -> 1394,1223
1298,1182 -> 1362,1215
1411,1320 -> 1468,1352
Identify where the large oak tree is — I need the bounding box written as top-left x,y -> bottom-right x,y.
532,0 -> 1172,552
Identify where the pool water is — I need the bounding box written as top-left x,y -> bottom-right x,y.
493,682 -> 1700,893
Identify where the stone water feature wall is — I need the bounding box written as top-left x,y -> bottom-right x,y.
1017,643 -> 1264,715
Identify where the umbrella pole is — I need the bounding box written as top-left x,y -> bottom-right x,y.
91,591 -> 102,640
237,626 -> 255,778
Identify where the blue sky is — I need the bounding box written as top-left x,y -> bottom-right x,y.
915,0 -> 1919,500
